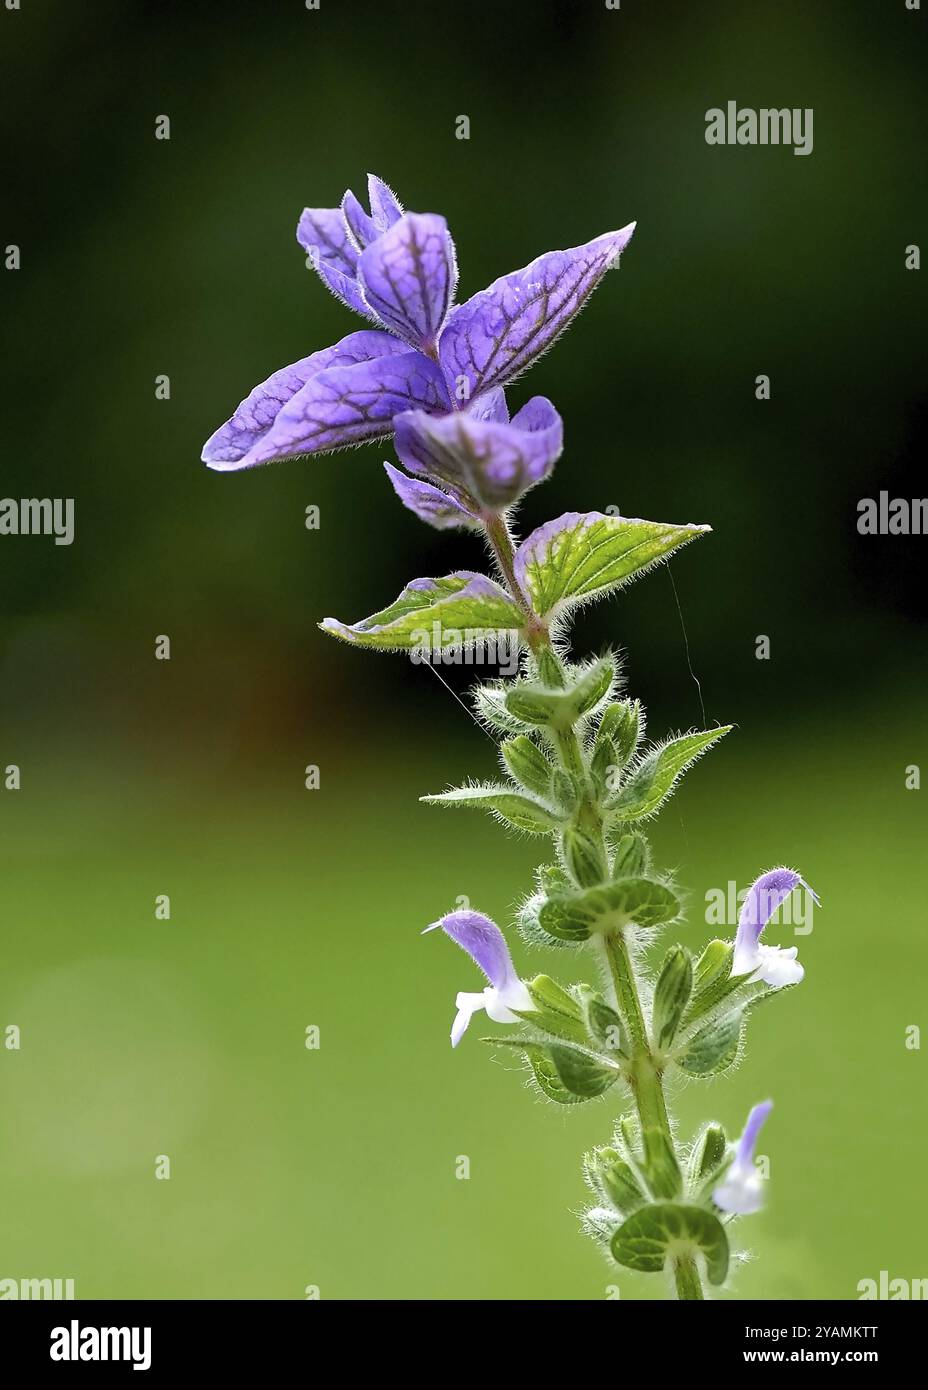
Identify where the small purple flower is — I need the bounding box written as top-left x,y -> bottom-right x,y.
201,173 -> 634,475
389,390 -> 563,523
713,1100 -> 773,1215
424,909 -> 532,1047
732,867 -> 818,988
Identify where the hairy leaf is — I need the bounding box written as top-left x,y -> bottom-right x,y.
606,728 -> 732,820
653,947 -> 694,1050
421,783 -> 561,833
611,1203 -> 730,1285
539,877 -> 680,941
515,511 -> 710,619
321,571 -> 523,651
675,1011 -> 743,1076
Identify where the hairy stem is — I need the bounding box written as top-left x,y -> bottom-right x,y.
674,1254 -> 705,1301
485,513 -> 705,1303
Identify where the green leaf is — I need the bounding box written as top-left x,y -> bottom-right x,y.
516,512 -> 710,618
505,685 -> 564,726
569,658 -> 616,716
491,1040 -> 618,1103
546,1043 -> 619,1099
580,991 -> 626,1056
519,976 -> 590,1045
550,771 -> 580,816
535,863 -> 572,895
610,1203 -> 730,1285
586,1147 -> 645,1214
320,571 -> 524,651
619,1115 -> 641,1154
596,700 -> 642,770
517,890 -> 577,950
501,736 -> 553,799
610,832 -> 650,879
520,1044 -> 588,1105
539,877 -> 680,942
675,1011 -> 743,1076
642,1128 -> 683,1199
533,645 -> 566,689
561,827 -> 608,888
682,943 -> 743,1028
590,737 -> 619,799
504,658 -> 615,729
473,682 -> 530,735
693,939 -> 734,992
687,1124 -> 728,1189
653,947 -> 694,1050
421,783 -> 561,833
606,728 -> 732,820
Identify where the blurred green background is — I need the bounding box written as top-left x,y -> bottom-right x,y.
1,0 -> 925,1299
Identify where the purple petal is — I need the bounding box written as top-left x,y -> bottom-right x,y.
295,208 -> 375,319
735,868 -> 818,958
367,174 -> 404,230
214,352 -> 450,469
440,223 -> 636,398
469,387 -> 509,424
342,189 -> 378,249
359,213 -> 458,352
432,910 -> 519,992
316,261 -> 376,319
296,207 -> 358,276
736,1100 -> 773,1167
383,462 -> 478,530
394,396 -> 563,512
510,396 -> 559,434
202,330 -> 408,470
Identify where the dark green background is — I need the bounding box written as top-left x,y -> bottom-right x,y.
1,0 -> 925,1299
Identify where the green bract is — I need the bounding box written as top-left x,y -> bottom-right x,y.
611,1203 -> 730,1285
420,783 -> 562,833
517,512 -> 710,619
538,877 -> 680,943
605,727 -> 732,820
320,571 -> 524,650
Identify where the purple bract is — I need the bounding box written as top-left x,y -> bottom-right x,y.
201,173 -> 634,509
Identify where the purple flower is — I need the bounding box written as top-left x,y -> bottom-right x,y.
713,1100 -> 773,1215
201,173 -> 635,475
389,389 -> 563,524
732,867 -> 818,988
424,909 -> 532,1047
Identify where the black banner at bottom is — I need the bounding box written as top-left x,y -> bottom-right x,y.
1,1299 -> 918,1374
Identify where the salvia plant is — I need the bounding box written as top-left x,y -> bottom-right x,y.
203,174 -> 818,1300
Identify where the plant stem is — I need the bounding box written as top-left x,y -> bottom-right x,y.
484,512 -> 706,1302
485,514 -> 527,614
674,1254 -> 705,1301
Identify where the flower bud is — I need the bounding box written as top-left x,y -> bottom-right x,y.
562,827 -> 608,888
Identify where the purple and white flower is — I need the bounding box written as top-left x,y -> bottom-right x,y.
201,172 -> 634,487
425,909 -> 532,1048
732,867 -> 818,988
713,1100 -> 773,1215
